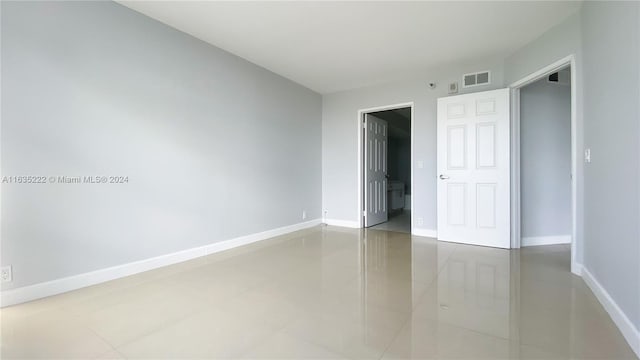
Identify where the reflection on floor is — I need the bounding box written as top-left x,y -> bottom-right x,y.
369,210 -> 411,233
1,227 -> 637,359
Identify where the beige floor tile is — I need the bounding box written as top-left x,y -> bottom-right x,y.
283,310 -> 404,359
1,309 -> 115,359
1,226 -> 636,359
80,283 -> 209,347
117,308 -> 279,359
217,287 -> 304,329
518,296 -> 638,359
94,349 -> 127,359
369,211 -> 412,233
343,273 -> 430,314
382,315 -> 514,359
241,331 -> 346,359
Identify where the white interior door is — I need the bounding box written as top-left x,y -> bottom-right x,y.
437,88 -> 510,248
364,114 -> 388,227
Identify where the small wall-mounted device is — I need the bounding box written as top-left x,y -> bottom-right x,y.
428,82 -> 436,90
448,82 -> 459,94
1,266 -> 12,283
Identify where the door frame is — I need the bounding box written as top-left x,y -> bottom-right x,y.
357,102 -> 414,230
509,54 -> 579,275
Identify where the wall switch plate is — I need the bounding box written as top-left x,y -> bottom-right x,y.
302,210 -> 307,220
1,266 -> 12,283
584,148 -> 591,163
416,217 -> 424,226
417,160 -> 424,169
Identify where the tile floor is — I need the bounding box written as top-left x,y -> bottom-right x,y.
369,211 -> 411,234
1,226 -> 637,359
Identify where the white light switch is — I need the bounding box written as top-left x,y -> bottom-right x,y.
584,148 -> 591,163
417,160 -> 424,169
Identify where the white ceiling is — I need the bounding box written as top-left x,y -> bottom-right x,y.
117,1 -> 581,94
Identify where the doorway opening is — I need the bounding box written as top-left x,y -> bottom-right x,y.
510,55 -> 579,275
358,103 -> 413,234
520,68 -> 572,248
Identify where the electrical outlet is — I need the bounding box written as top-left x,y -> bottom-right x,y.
302,210 -> 307,220
1,266 -> 12,283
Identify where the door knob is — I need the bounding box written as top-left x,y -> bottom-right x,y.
439,174 -> 450,180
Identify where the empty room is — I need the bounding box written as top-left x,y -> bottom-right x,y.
1,1 -> 639,359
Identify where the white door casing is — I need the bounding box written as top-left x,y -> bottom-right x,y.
437,88 -> 510,248
364,114 -> 388,227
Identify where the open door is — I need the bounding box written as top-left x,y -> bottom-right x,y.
436,88 -> 510,248
364,114 -> 388,227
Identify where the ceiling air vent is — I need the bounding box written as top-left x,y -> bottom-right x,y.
462,71 -> 491,88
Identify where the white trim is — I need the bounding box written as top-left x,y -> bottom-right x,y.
323,219 -> 360,229
404,195 -> 411,210
522,235 -> 571,246
509,56 -> 574,88
0,219 -> 322,308
357,102 -> 414,231
582,267 -> 640,358
572,262 -> 583,276
510,87 -> 522,250
412,228 -> 437,238
509,54 -> 580,275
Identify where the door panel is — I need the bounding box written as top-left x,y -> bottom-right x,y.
447,183 -> 467,226
447,126 -> 467,169
437,88 -> 510,248
476,123 -> 496,168
364,114 -> 388,227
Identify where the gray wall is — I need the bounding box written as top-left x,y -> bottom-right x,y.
507,2 -> 640,333
504,11 -> 584,262
520,78 -> 571,238
581,1 -> 640,329
504,14 -> 582,85
322,57 -> 505,229
1,1 -> 322,290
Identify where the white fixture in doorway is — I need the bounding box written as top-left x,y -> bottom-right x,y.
436,88 -> 511,248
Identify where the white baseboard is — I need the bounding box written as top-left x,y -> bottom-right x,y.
0,219 -> 322,308
412,228 -> 437,238
571,261 -> 583,276
323,219 -> 360,228
582,267 -> 640,358
522,234 -> 571,246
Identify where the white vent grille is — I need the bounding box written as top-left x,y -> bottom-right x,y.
462,71 -> 491,88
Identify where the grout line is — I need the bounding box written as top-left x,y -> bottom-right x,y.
378,240 -> 459,360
